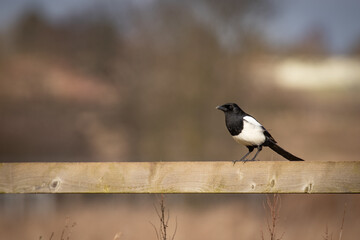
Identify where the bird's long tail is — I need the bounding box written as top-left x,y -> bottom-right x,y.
268,142 -> 304,161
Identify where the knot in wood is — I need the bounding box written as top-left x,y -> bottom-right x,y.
49,178 -> 61,191
270,179 -> 275,188
304,182 -> 313,193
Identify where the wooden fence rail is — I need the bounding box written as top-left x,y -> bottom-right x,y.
0,161 -> 359,194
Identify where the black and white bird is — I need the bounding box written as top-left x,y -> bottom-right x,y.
216,103 -> 304,163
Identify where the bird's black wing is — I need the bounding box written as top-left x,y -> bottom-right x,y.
262,127 -> 277,144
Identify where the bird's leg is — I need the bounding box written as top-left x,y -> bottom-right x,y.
233,146 -> 254,164
250,145 -> 263,161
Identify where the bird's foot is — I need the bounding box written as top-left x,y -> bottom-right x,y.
242,159 -> 256,164
233,159 -> 256,165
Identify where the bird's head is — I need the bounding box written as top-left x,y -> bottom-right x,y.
216,103 -> 242,114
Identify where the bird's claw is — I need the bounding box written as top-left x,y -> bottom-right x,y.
242,159 -> 256,164
233,159 -> 256,165
233,158 -> 258,165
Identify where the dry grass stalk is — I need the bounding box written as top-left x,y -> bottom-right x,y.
323,224 -> 333,240
39,219 -> 76,240
261,194 -> 284,240
338,203 -> 347,240
151,194 -> 177,240
323,202 -> 347,240
113,232 -> 123,240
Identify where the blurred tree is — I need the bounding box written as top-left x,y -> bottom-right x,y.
3,0 -> 274,162
15,10 -> 50,53
350,38 -> 360,56
62,17 -> 120,77
112,0 -> 270,160
14,9 -> 119,77
288,27 -> 329,56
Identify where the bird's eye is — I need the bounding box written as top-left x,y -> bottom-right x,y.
228,105 -> 233,110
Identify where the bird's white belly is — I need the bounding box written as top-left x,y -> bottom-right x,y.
232,121 -> 265,146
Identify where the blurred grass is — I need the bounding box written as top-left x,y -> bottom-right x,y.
1,194 -> 359,240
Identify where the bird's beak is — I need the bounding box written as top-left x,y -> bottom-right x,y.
216,105 -> 226,112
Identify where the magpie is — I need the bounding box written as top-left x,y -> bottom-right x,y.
216,103 -> 304,163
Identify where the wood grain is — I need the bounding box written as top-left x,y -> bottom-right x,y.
0,161 -> 359,193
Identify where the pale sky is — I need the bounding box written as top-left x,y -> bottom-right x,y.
263,0 -> 360,54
